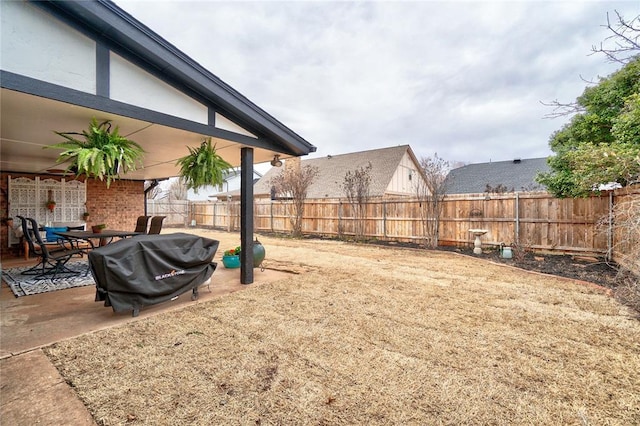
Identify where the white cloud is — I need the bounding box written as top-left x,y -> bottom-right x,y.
116,0 -> 637,165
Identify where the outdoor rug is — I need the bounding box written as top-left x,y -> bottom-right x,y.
1,262 -> 94,297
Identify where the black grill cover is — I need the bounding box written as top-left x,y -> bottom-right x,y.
89,233 -> 218,314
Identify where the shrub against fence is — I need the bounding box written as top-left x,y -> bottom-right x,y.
180,186 -> 637,264
609,186 -> 640,276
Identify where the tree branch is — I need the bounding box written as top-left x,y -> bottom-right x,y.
590,10 -> 640,64
540,100 -> 586,119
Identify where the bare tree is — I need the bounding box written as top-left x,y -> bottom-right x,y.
152,179 -> 188,224
540,99 -> 587,119
542,10 -> 639,119
590,11 -> 640,65
416,154 -> 450,248
144,181 -> 165,200
169,179 -> 188,201
271,164 -> 319,238
341,162 -> 373,241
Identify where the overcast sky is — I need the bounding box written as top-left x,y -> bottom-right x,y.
117,0 -> 638,169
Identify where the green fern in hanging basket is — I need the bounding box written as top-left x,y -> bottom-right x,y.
47,118 -> 145,188
176,138 -> 232,192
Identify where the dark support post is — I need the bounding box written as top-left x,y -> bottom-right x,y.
240,147 -> 254,284
143,179 -> 159,216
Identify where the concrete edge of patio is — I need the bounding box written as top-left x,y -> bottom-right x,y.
1,350 -> 97,426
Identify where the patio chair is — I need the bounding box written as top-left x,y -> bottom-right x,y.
19,217 -> 80,280
148,216 -> 166,235
134,215 -> 152,233
16,216 -> 64,259
64,224 -> 93,254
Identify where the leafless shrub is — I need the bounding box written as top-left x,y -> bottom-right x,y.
602,193 -> 640,314
416,154 -> 449,248
271,164 -> 319,238
341,162 -> 372,241
168,179 -> 188,201
614,272 -> 640,318
510,239 -> 533,263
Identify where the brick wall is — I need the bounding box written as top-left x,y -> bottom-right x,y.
84,179 -> 145,230
1,173 -> 145,258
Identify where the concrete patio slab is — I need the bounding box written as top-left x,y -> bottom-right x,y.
1,253 -> 290,425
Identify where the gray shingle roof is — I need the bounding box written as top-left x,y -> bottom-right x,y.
444,158 -> 550,194
254,145 -> 414,199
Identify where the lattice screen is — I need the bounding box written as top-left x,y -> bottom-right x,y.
8,176 -> 87,225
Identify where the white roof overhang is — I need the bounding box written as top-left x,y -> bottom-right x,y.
0,0 -> 316,180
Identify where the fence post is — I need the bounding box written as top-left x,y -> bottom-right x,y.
383,200 -> 387,238
338,200 -> 342,237
515,192 -> 520,244
270,200 -> 274,232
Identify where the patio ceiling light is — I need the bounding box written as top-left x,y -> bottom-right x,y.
270,155 -> 283,167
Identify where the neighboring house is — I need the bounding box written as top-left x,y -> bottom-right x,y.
443,158 -> 550,194
252,145 -> 427,200
187,168 -> 262,201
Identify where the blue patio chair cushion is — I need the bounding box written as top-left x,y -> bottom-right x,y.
44,226 -> 68,242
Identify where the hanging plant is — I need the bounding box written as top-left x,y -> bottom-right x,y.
176,138 -> 232,192
45,200 -> 56,212
47,118 -> 145,188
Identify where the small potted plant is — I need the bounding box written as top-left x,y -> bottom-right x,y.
222,246 -> 241,269
91,223 -> 107,233
45,200 -> 56,212
82,211 -> 90,220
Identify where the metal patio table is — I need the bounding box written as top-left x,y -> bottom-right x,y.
55,230 -> 142,250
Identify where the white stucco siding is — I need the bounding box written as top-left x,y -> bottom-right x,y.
386,152 -> 420,195
110,53 -> 208,124
215,113 -> 257,138
0,1 -> 96,93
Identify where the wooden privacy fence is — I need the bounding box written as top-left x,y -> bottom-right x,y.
172,186 -> 638,260
147,200 -> 190,227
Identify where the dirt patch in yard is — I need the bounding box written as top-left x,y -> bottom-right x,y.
44,231 -> 640,425
439,246 -> 620,290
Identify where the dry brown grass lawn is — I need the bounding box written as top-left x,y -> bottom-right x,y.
45,230 -> 640,425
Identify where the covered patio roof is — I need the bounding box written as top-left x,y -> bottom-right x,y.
1,0 -> 317,284
0,0 -> 316,180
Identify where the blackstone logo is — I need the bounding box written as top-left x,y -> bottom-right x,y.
155,269 -> 186,281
